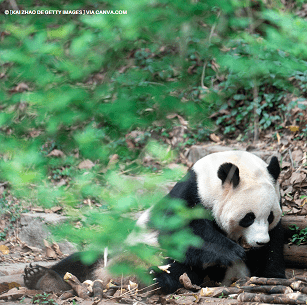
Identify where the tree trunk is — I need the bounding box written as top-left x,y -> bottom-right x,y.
281,215 -> 307,241
284,244 -> 307,268
282,215 -> 307,231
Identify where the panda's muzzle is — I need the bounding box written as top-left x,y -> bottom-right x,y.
238,236 -> 269,250
256,241 -> 269,246
238,237 -> 252,250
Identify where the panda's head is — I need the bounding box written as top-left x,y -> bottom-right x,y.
194,152 -> 282,249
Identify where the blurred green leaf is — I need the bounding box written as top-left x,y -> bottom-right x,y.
1,0 -> 307,279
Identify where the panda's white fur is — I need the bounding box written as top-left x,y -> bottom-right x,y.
193,151 -> 281,248
126,207 -> 159,246
24,150 -> 285,294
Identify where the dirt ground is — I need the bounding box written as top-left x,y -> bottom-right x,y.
1,141 -> 307,304
1,264 -> 307,304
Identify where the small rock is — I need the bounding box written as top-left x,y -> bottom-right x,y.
18,213 -> 76,254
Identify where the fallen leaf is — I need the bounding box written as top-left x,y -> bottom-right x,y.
51,206 -> 62,213
55,179 -> 66,187
0,287 -> 37,300
187,64 -> 197,75
292,150 -> 303,163
44,240 -> 57,259
287,126 -> 300,132
282,161 -> 292,169
31,207 -> 44,212
29,130 -> 41,138
118,66 -> 128,74
78,159 -> 95,169
290,172 -> 306,185
283,186 -> 293,194
47,149 -> 65,158
276,132 -> 281,144
179,273 -> 201,291
125,131 -> 146,149
0,283 -> 12,294
9,82 -> 29,93
209,109 -> 230,119
22,244 -> 42,253
125,139 -> 135,150
0,245 -> 9,255
282,168 -> 293,182
209,133 -> 220,143
300,200 -> 307,215
108,154 -> 119,165
211,60 -> 220,72
176,115 -> 188,127
52,242 -> 63,256
166,114 -> 188,126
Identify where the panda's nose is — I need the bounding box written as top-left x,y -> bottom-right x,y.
256,241 -> 269,246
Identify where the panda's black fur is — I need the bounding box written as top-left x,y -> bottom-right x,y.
24,151 -> 285,294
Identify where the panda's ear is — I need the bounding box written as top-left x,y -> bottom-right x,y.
217,162 -> 240,188
267,156 -> 280,182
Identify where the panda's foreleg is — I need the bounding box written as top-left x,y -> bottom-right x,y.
50,252 -> 101,282
185,219 -> 246,267
243,221 -> 285,279
24,252 -> 101,292
154,261 -> 206,294
257,220 -> 285,278
24,264 -> 71,292
154,220 -> 246,293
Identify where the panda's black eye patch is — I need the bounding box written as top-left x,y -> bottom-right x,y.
268,211 -> 274,224
239,212 -> 255,228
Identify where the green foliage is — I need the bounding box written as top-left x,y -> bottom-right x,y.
0,194 -> 26,240
1,0 -> 307,277
289,224 -> 307,245
0,194 -> 22,220
215,35 -> 307,136
183,123 -> 212,146
33,293 -> 57,305
215,80 -> 286,135
49,163 -> 201,264
212,8 -> 307,137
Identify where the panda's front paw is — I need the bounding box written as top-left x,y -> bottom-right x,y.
214,243 -> 246,267
154,272 -> 181,294
151,262 -> 204,294
232,243 -> 246,260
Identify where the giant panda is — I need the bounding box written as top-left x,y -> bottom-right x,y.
24,151 -> 285,294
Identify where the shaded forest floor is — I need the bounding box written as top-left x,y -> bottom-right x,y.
1,132 -> 307,304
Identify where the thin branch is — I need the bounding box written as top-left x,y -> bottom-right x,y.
201,10 -> 221,89
253,82 -> 259,142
